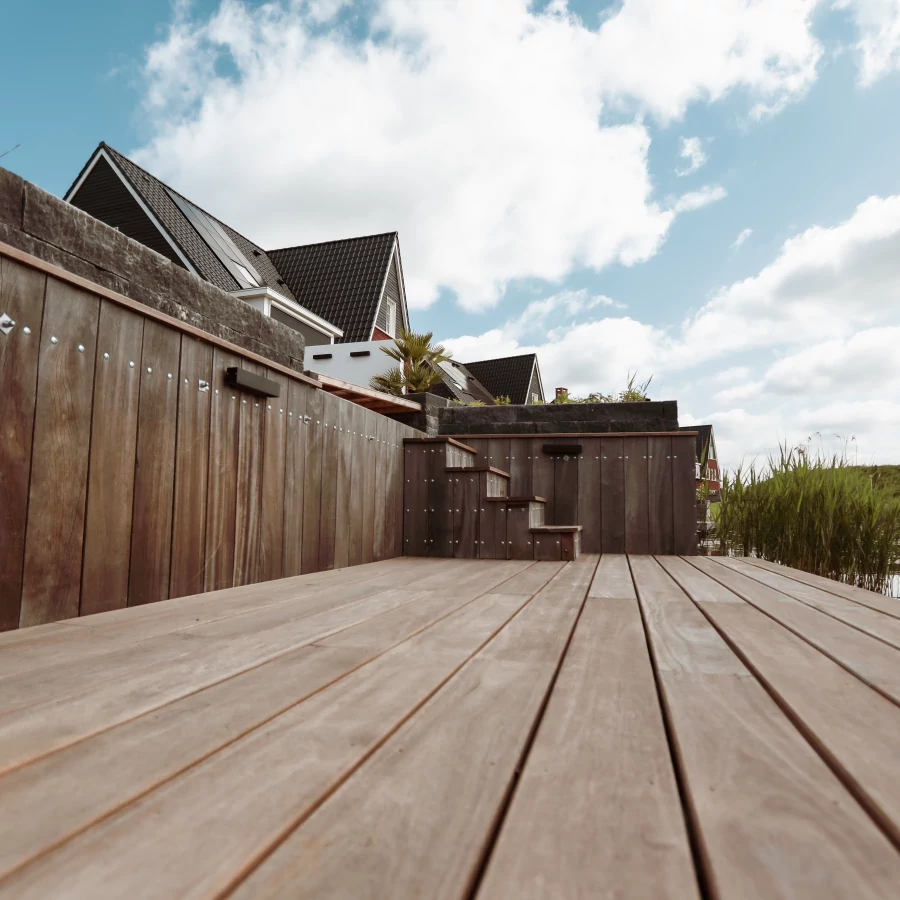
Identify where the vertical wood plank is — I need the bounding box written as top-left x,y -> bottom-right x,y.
600,436 -> 626,554
258,371 -> 289,583
508,437 -> 531,497
300,389 -> 324,574
0,259 -> 45,631
506,504 -> 533,560
403,444 -> 429,557
233,361 -> 265,587
577,437 -> 603,554
466,437 -> 489,467
532,438 -> 555,524
204,349 -> 241,591
282,381 -> 309,577
346,402 -> 366,567
128,319 -> 180,607
488,437 -> 510,473
168,335 -> 213,600
429,444 -> 453,558
81,301 -> 144,615
673,433 -> 698,556
388,420 -> 405,558
453,469 -> 478,558
361,409 -> 377,564
317,393 -> 340,571
554,448 -> 578,525
624,435 -> 650,554
332,398 -> 353,569
372,413 -> 389,561
649,435 -> 674,555
20,278 -> 99,626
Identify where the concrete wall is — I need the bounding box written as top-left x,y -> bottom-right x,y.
0,166 -> 306,372
305,338 -> 395,385
437,400 -> 679,435
387,391 -> 452,435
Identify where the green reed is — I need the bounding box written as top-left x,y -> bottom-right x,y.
716,446 -> 900,596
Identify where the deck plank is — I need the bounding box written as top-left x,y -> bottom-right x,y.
477,555 -> 698,900
660,555 -> 900,848
0,563 -> 495,772
692,557 -> 900,705
718,557 -> 900,649
741,557 -> 900,620
0,574 -> 538,899
632,555 -> 900,899
227,555 -> 599,900
0,563 -> 531,881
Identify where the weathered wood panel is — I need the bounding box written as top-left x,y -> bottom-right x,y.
169,336 -> 213,600
317,392 -> 340,571
20,280 -> 99,626
300,389 -> 325,575
0,260 -> 46,631
81,302 -> 144,615
258,371 -> 289,583
624,435 -> 650,554
128,320 -> 180,606
409,433 -> 696,559
204,349 -> 242,591
233,361 -> 265,587
649,434 -> 674,555
1,249 -> 420,629
282,379 -> 308,577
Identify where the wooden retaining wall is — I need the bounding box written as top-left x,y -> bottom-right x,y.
0,246 -> 419,631
447,434 -> 698,556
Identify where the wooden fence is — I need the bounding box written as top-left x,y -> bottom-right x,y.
0,247 -> 418,631
455,434 -> 698,555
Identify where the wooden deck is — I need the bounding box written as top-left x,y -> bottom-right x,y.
1,554 -> 900,898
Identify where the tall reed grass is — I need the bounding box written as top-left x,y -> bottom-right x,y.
716,446 -> 900,596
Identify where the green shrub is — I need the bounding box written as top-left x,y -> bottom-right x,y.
716,446 -> 900,596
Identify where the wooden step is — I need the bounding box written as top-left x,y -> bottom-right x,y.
404,437 -> 478,454
445,466 -> 510,478
486,496 -> 547,505
531,526 -> 582,562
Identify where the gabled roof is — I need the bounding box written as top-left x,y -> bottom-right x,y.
431,360 -> 496,405
65,143 -> 297,301
462,354 -> 542,405
269,234 -> 399,344
680,424 -> 715,464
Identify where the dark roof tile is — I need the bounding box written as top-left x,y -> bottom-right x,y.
269,233 -> 396,343
462,354 -> 538,405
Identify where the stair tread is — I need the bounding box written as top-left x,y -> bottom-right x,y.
530,525 -> 583,533
445,466 -> 510,478
403,437 -> 477,454
485,496 -> 547,504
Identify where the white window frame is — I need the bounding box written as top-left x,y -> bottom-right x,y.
386,298 -> 397,337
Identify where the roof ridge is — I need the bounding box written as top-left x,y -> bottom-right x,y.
101,142 -> 266,252
463,352 -> 537,365
268,231 -> 398,254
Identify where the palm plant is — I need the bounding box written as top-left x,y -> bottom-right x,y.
370,329 -> 451,395
369,366 -> 405,396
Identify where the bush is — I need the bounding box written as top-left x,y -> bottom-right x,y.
716,446 -> 900,596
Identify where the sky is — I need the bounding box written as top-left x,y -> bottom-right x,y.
4,0 -> 900,469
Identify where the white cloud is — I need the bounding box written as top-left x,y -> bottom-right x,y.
732,227 -> 753,248
676,137 -> 708,176
136,0 -> 826,311
672,185 -> 728,213
448,195 -> 900,468
835,0 -> 900,83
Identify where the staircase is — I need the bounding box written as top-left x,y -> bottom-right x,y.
403,438 -> 582,561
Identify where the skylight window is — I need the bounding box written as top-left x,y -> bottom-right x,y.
167,189 -> 262,290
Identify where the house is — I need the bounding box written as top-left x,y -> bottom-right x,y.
460,353 -> 545,404
681,424 -> 720,536
65,143 -> 410,348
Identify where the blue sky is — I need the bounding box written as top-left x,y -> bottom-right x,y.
5,0 -> 900,466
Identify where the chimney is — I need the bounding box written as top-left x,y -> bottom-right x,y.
555,387 -> 568,399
